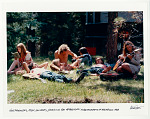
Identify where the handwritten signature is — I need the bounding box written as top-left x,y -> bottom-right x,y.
130,105 -> 144,110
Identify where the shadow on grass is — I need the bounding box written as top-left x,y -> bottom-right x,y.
86,80 -> 144,103
100,83 -> 144,96
101,83 -> 144,103
7,74 -> 23,83
7,75 -> 11,83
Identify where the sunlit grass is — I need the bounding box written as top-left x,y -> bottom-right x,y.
7,57 -> 144,104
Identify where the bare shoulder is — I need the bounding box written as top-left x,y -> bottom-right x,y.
54,50 -> 59,58
55,50 -> 58,54
26,51 -> 31,57
54,50 -> 59,56
26,51 -> 31,54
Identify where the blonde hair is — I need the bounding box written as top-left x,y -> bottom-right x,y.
58,44 -> 70,54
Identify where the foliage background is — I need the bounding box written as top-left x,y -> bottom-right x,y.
7,12 -> 86,60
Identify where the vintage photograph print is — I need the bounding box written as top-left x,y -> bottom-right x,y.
7,12 -> 144,104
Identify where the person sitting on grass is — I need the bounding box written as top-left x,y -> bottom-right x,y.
51,47 -> 92,71
23,67 -> 86,84
54,44 -> 77,66
114,41 -> 142,79
7,43 -> 33,74
7,43 -> 48,75
77,57 -> 111,75
70,47 -> 92,69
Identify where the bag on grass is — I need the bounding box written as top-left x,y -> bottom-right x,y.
100,72 -> 121,81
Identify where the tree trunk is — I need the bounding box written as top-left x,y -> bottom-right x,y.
106,12 -> 118,64
27,41 -> 35,57
35,41 -> 41,57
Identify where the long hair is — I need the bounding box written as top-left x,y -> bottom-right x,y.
122,41 -> 135,56
17,43 -> 27,58
58,44 -> 70,54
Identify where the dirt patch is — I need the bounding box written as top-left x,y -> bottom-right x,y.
36,97 -> 105,103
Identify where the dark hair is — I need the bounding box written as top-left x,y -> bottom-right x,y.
79,47 -> 88,54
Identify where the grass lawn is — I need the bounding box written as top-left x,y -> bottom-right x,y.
7,57 -> 144,104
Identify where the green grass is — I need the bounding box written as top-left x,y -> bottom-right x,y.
7,57 -> 144,104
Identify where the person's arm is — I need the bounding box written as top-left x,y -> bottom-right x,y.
68,50 -> 77,58
118,54 -> 125,60
54,50 -> 59,59
130,53 -> 141,66
25,52 -> 33,65
76,55 -> 84,59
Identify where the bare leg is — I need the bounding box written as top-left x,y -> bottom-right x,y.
70,59 -> 81,69
116,63 -> 133,77
116,66 -> 124,73
22,62 -> 30,73
122,63 -> 137,79
14,67 -> 25,75
37,62 -> 48,69
102,66 -> 111,73
121,63 -> 132,74
7,60 -> 19,74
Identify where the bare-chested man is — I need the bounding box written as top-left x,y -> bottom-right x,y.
54,44 -> 77,66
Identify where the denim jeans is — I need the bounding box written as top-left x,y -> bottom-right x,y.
40,71 -> 72,83
77,67 -> 104,75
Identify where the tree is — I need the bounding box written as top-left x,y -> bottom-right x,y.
106,11 -> 143,63
106,12 -> 118,63
7,12 -> 86,59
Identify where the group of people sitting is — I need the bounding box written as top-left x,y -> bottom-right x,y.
7,40 -> 142,83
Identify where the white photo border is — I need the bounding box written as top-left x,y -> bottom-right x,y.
0,0 -> 150,119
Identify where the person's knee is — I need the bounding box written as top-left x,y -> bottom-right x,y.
121,63 -> 128,69
22,62 -> 27,66
116,67 -> 121,72
45,62 -> 48,66
22,62 -> 30,73
50,64 -> 53,69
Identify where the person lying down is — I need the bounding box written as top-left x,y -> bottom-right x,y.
22,68 -> 86,84
77,57 -> 112,76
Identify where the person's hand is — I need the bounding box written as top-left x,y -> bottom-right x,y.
127,54 -> 133,60
73,56 -> 78,59
60,63 -> 65,70
118,55 -> 124,60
